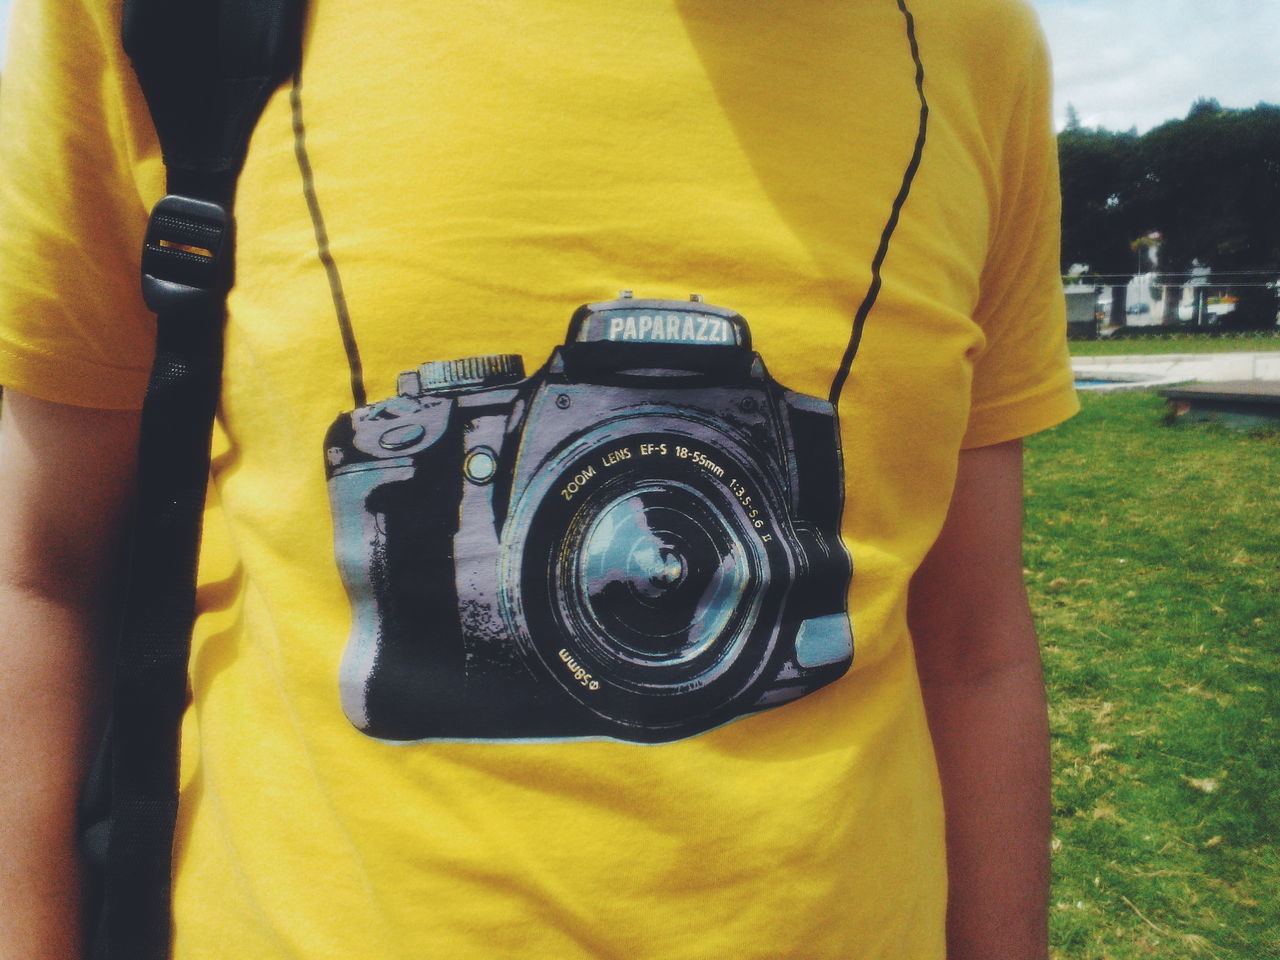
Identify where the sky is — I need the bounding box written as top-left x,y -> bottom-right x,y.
0,0 -> 1277,133
1029,0 -> 1279,132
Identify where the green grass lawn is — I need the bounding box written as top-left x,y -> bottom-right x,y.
1025,392 -> 1279,960
1071,332 -> 1280,356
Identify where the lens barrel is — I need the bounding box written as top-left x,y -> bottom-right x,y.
501,420 -> 795,738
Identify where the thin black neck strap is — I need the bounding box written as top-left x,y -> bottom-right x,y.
294,0 -> 927,412
291,69 -> 367,408
828,0 -> 929,407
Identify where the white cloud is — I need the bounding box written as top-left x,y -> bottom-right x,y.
1030,0 -> 1280,131
0,0 -> 12,70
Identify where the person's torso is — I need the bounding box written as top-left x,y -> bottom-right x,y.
158,1 -> 1044,955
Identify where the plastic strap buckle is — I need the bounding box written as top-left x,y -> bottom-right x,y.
140,195 -> 232,312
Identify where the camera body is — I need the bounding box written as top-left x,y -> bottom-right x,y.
324,295 -> 853,743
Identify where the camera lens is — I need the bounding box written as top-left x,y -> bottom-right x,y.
552,469 -> 767,703
574,483 -> 752,666
504,422 -> 796,738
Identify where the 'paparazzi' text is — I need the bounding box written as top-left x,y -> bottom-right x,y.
606,312 -> 734,345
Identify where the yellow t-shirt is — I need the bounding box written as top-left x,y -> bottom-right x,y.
0,0 -> 1078,956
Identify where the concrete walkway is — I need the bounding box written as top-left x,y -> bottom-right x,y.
1071,351 -> 1280,391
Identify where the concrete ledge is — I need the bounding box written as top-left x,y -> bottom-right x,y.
1071,351 -> 1280,383
1158,380 -> 1280,428
1159,380 -> 1280,403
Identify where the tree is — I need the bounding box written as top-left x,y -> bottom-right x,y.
1057,126 -> 1143,322
1136,102 -> 1280,328
1058,101 -> 1280,330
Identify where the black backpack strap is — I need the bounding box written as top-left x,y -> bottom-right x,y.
123,0 -> 306,201
79,3 -> 305,958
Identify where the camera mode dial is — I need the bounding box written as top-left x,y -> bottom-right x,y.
400,354 -> 525,395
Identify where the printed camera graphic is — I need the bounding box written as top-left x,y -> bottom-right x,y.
324,295 -> 853,743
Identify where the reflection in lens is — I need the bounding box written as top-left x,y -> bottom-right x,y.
573,483 -> 753,666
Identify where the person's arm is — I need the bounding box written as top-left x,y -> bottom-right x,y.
908,438 -> 1051,960
0,390 -> 140,960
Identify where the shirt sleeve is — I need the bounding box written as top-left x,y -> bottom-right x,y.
961,10 -> 1079,450
0,0 -> 164,410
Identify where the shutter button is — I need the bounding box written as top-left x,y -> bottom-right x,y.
379,424 -> 427,450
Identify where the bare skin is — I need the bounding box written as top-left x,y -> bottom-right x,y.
910,438 -> 1052,960
0,392 -> 138,960
0,392 -> 1047,959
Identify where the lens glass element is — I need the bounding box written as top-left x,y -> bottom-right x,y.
573,482 -> 753,666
